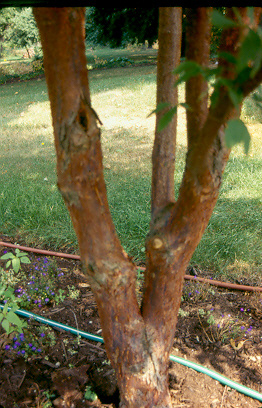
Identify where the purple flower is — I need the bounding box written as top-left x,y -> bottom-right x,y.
40,332 -> 45,337
241,326 -> 245,330
240,308 -> 244,312
45,298 -> 49,303
5,345 -> 10,350
32,346 -> 36,351
28,343 -> 33,347
37,348 -> 41,353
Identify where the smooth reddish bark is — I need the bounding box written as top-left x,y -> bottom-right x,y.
151,8 -> 182,217
33,7 -> 262,407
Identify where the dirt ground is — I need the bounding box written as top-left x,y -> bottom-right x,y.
0,239 -> 261,408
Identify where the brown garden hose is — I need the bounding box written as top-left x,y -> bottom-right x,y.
0,240 -> 262,292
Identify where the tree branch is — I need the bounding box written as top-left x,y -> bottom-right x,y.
151,7 -> 182,219
185,7 -> 211,147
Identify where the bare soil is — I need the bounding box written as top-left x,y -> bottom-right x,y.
0,238 -> 261,408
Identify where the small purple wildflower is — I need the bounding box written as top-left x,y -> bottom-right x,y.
240,308 -> 244,312
40,333 -> 45,337
28,343 -> 33,347
5,345 -> 10,350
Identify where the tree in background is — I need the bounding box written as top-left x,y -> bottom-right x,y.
0,7 -> 16,57
3,7 -> 39,58
85,7 -> 159,48
33,7 -> 262,407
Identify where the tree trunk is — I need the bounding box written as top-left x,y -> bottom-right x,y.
33,7 -> 174,407
33,6 -> 262,407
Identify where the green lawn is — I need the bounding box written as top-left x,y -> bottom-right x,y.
0,62 -> 262,285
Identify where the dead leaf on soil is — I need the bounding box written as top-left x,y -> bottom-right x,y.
230,338 -> 245,350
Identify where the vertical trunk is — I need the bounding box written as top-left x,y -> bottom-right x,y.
185,8 -> 211,146
151,8 -> 182,218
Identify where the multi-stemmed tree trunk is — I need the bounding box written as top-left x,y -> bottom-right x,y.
33,7 -> 262,407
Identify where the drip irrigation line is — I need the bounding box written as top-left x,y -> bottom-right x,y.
1,240 -> 262,292
1,305 -> 262,403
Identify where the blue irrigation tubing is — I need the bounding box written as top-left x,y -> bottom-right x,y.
1,305 -> 262,403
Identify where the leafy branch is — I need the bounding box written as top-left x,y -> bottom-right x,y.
149,8 -> 262,153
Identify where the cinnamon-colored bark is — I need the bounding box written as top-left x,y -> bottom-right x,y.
185,8 -> 211,146
151,8 -> 182,218
33,7 -> 173,407
33,7 -> 262,407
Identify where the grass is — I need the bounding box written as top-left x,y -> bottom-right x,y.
0,56 -> 262,284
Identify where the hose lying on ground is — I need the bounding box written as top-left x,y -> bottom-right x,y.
1,240 -> 262,292
0,305 -> 262,403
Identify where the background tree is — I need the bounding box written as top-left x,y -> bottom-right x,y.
4,7 -> 39,57
33,7 -> 262,407
0,7 -> 16,57
85,7 -> 159,48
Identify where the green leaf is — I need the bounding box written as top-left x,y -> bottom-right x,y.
3,302 -> 9,316
6,260 -> 11,268
2,319 -> 10,333
173,61 -> 204,87
147,102 -> 170,118
0,285 -> 6,297
218,51 -> 237,65
12,257 -> 20,273
1,253 -> 14,260
224,119 -> 251,154
211,10 -> 238,28
228,87 -> 243,108
157,106 -> 177,132
6,311 -> 22,326
237,29 -> 262,73
20,256 -> 31,264
16,250 -> 29,257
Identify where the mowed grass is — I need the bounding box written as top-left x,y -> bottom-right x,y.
0,64 -> 262,284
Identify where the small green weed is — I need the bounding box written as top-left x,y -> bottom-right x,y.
67,285 -> 80,300
0,285 -> 27,334
84,385 -> 98,402
1,248 -> 31,273
197,308 -> 251,344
